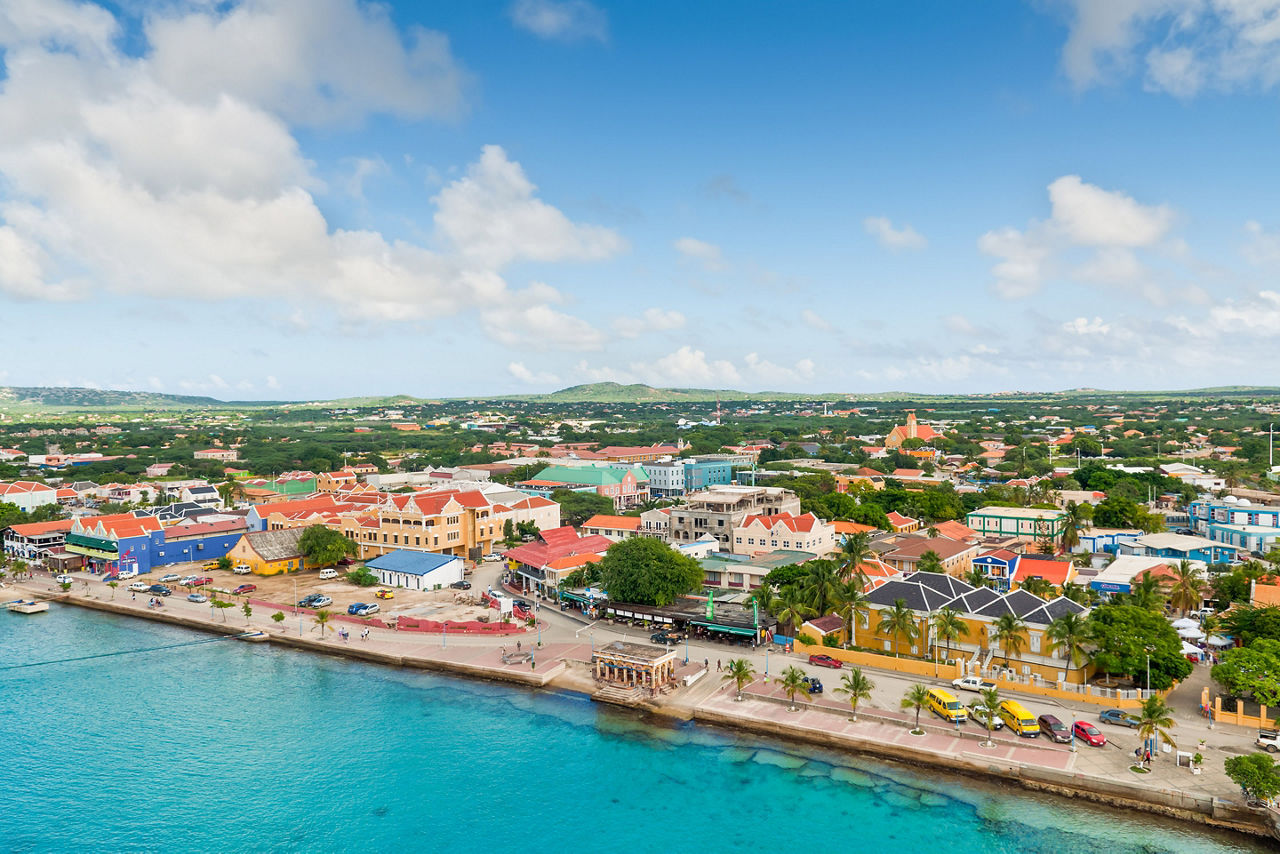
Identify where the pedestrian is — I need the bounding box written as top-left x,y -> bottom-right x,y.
132,592 -> 136,600
517,640 -> 522,651
704,658 -> 709,671
717,659 -> 722,672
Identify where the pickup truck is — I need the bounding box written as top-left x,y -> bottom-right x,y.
1259,729 -> 1280,753
952,676 -> 998,693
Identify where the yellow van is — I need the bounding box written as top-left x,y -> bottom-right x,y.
998,700 -> 1040,737
926,688 -> 967,723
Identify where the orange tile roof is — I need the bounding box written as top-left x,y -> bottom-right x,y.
833,521 -> 876,536
7,519 -> 75,536
582,514 -> 642,531
1014,557 -> 1075,588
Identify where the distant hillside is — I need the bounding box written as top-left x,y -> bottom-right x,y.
531,383 -> 832,403
0,386 -> 282,412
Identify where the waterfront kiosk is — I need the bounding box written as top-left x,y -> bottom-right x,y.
592,641 -> 678,690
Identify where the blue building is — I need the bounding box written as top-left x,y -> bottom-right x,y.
1077,528 -> 1141,555
1188,497 -> 1280,555
1116,532 -> 1240,565
684,460 -> 734,492
65,512 -> 247,574
971,549 -> 1018,593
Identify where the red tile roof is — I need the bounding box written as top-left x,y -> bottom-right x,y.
582,514 -> 642,531
1013,557 -> 1075,588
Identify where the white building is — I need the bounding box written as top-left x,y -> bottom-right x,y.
0,481 -> 59,513
366,550 -> 464,591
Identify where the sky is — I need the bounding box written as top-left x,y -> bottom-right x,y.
2,0 -> 1280,400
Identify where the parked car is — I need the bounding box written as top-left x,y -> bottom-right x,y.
801,676 -> 823,694
1257,728 -> 1280,753
348,603 -> 369,615
374,589 -> 394,600
353,603 -> 380,617
179,575 -> 198,586
202,561 -> 221,571
232,584 -> 257,595
318,568 -> 339,580
190,576 -> 212,586
952,675 -> 998,692
128,581 -> 150,593
965,703 -> 1005,730
1037,714 -> 1072,744
232,564 -> 252,575
310,595 -> 332,607
187,592 -> 208,603
1099,708 -> 1141,728
483,553 -> 503,562
1073,720 -> 1107,747
158,573 -> 180,583
148,584 -> 172,597
55,574 -> 75,584
117,569 -> 138,580
450,580 -> 472,590
651,631 -> 680,645
806,653 -> 842,669
297,594 -> 320,607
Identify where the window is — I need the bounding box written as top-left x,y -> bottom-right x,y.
1029,633 -> 1041,653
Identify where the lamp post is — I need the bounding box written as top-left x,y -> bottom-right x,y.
1070,712 -> 1077,753
294,576 -> 301,636
1145,645 -> 1154,693
683,633 -> 689,666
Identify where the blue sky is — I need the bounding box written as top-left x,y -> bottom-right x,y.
2,0 -> 1280,399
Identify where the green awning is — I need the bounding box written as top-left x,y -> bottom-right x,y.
66,544 -> 119,560
690,621 -> 757,637
66,533 -> 117,552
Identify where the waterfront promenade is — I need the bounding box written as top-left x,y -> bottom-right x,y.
10,570 -> 1278,841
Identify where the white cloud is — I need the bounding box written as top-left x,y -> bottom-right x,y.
743,353 -> 816,384
1052,0 -> 1280,96
343,156 -> 388,200
482,282 -> 604,350
980,175 -> 1174,299
509,0 -> 608,43
0,6 -> 613,349
643,346 -> 741,385
1062,316 -> 1113,335
862,215 -> 927,250
266,375 -> 281,390
673,236 -> 726,271
1244,220 -> 1280,265
146,0 -> 467,126
802,309 -> 832,332
944,314 -> 978,335
508,361 -> 561,385
575,347 -> 819,389
641,308 -> 686,330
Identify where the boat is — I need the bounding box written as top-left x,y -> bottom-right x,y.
6,600 -> 50,614
237,631 -> 269,643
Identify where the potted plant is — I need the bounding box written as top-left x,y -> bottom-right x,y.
1192,753 -> 1203,774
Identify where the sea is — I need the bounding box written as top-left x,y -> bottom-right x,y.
0,606 -> 1270,854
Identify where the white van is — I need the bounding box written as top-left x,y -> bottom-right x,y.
318,568 -> 339,580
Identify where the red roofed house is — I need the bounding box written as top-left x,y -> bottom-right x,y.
581,514 -> 643,542
1012,556 -> 1076,591
883,412 -> 940,449
885,511 -> 920,534
0,481 -> 59,513
731,512 -> 835,557
3,518 -> 75,561
502,526 -> 615,597
193,448 -> 238,462
930,520 -> 978,543
881,536 -> 978,576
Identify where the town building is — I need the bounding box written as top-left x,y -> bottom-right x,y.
878,536 -> 977,576
731,512 -> 835,557
518,464 -> 650,510
226,527 -> 307,576
1088,556 -> 1173,595
193,448 -> 238,462
1189,496 -> 1280,555
502,527 -> 614,598
964,506 -> 1067,544
0,481 -> 59,513
367,550 -> 464,590
882,411 -> 941,449
1077,528 -> 1142,555
667,486 -> 801,550
3,519 -> 75,562
1116,532 -> 1240,565
699,549 -> 816,591
596,444 -> 680,463
581,514 -> 643,542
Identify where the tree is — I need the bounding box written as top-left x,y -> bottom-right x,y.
1223,606 -> 1280,646
1136,694 -> 1177,751
271,611 -> 286,628
1125,572 -> 1167,612
211,599 -> 233,622
877,598 -> 920,658
551,489 -> 615,527
916,550 -> 945,574
750,582 -> 776,617
773,585 -> 816,635
837,532 -> 873,584
502,518 -> 517,546
991,612 -> 1028,668
345,567 -> 379,587
1086,603 -> 1191,689
901,683 -> 931,733
313,608 -> 332,637
723,658 -> 756,701
1212,639 -> 1280,706
1019,576 -> 1054,598
1046,611 -> 1089,668
298,526 -> 357,568
1166,560 -> 1205,616
242,602 -> 253,624
837,581 -> 870,643
597,537 -> 704,606
931,607 -> 969,661
801,559 -> 842,615
217,556 -> 232,571
778,665 -> 811,711
963,567 -> 990,589
107,580 -> 118,600
1225,753 -> 1280,803
978,687 -> 1002,747
837,668 -> 874,721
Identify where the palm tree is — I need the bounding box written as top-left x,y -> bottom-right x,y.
1128,573 -> 1167,612
837,532 -> 872,586
931,607 -> 969,662
750,582 -> 776,617
990,612 -> 1028,669
926,525 -> 940,539
876,598 -> 920,658
1019,576 -> 1054,598
802,559 -> 843,615
313,608 -> 332,637
1046,611 -> 1088,669
778,665 -> 811,711
107,580 -> 118,600
1136,695 -> 1177,751
963,567 -> 990,589
901,683 -> 931,733
1166,559 -> 1205,616
978,687 -> 1002,747
722,658 -> 756,701
773,585 -> 816,637
836,582 -> 870,645
836,668 -> 874,721
916,550 -> 945,574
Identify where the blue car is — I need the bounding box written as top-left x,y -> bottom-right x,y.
348,603 -> 367,615
1099,708 -> 1140,728
148,584 -> 172,597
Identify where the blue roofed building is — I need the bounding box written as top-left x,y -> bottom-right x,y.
366,550 -> 464,590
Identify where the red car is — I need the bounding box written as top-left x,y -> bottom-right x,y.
233,584 -> 257,595
1073,720 -> 1107,747
808,654 -> 843,669
191,576 -> 213,586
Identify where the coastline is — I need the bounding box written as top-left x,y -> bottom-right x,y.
21,587 -> 1280,844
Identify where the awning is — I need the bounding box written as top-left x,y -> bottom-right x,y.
1178,626 -> 1206,640
1206,635 -> 1233,647
1181,641 -> 1202,655
1171,617 -> 1198,630
690,621 -> 757,637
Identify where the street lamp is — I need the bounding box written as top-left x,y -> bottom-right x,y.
1145,645 -> 1155,693
684,633 -> 689,666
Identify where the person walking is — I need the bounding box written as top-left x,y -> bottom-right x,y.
717,659 -> 722,672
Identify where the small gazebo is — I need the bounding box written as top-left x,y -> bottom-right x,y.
592,641 -> 678,690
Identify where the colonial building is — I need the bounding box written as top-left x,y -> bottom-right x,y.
965,506 -> 1066,544
731,512 -> 835,557
668,486 -> 800,551
581,514 -> 643,542
882,411 -> 941,450
227,527 -> 307,576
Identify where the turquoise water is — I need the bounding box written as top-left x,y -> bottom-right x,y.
0,607 -> 1268,854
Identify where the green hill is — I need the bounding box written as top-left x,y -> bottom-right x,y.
0,386 -> 285,412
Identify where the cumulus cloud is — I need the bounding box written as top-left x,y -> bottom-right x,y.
1062,316 -> 1113,335
576,346 -> 820,389
862,215 -> 927,250
673,236 -> 726,271
801,309 -> 832,332
1244,220 -> 1280,265
508,361 -> 561,385
641,308 -> 686,331
1052,0 -> 1280,96
509,0 -> 607,43
482,282 -> 605,350
0,2 -> 618,350
979,175 -> 1174,299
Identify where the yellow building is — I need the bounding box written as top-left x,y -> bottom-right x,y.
227,528 -> 307,576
